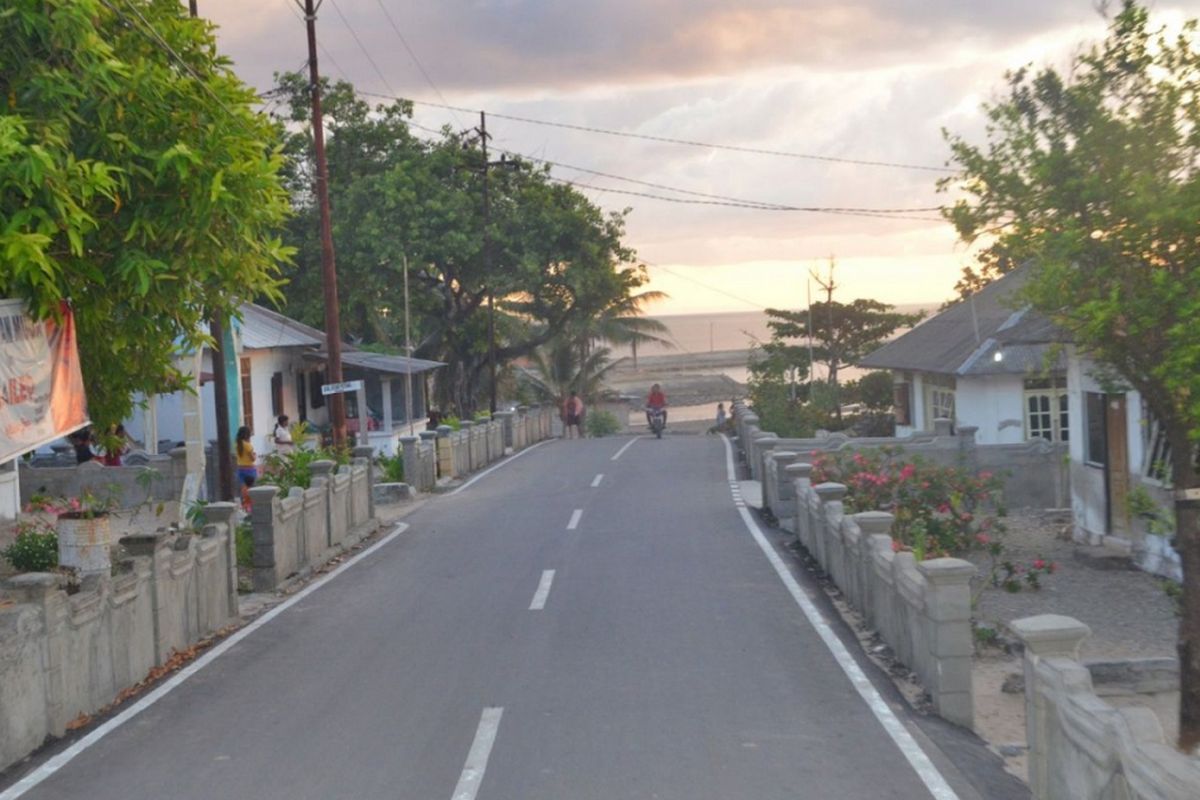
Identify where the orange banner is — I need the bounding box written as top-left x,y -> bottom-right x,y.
0,299 -> 89,462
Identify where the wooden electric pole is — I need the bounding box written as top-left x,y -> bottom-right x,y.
188,1 -> 234,501
479,112 -> 498,415
298,0 -> 347,445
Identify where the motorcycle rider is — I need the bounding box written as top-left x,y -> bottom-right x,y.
645,383 -> 668,429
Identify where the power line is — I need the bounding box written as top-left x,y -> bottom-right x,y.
359,90 -> 954,173
371,0 -> 464,128
328,0 -> 396,95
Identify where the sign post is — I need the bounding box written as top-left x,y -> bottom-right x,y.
321,380 -> 369,447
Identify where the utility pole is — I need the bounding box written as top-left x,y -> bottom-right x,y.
188,0 -> 233,501
479,111 -> 498,415
299,0 -> 347,446
403,253 -> 414,436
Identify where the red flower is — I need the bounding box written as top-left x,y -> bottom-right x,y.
898,464 -> 916,481
891,539 -> 902,552
1033,559 -> 1046,570
975,533 -> 991,545
937,503 -> 951,514
979,471 -> 993,480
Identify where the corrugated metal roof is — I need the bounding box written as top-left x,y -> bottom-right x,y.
859,267 -> 1042,375
238,303 -> 325,350
305,349 -> 444,375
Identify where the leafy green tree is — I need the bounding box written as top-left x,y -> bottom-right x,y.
761,264 -> 922,422
941,1 -> 1200,749
0,0 -> 290,427
275,76 -> 643,414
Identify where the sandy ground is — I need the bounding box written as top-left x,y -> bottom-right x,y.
969,511 -> 1181,780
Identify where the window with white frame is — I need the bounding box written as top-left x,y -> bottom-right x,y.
1142,413 -> 1173,484
1024,376 -> 1068,442
924,374 -> 955,426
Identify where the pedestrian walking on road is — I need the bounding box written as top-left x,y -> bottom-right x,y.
709,402 -> 727,434
563,391 -> 584,439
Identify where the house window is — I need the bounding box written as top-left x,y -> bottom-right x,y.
309,370 -> 325,409
240,357 -> 254,431
271,372 -> 284,417
1024,377 -> 1068,442
924,375 -> 955,426
1085,392 -> 1106,466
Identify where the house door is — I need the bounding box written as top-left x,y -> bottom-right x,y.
1105,394 -> 1131,536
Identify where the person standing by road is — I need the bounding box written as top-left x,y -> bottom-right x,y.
236,426 -> 257,511
273,414 -> 294,455
563,391 -> 584,439
709,402 -> 727,434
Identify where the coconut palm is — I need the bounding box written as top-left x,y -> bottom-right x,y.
521,338 -> 625,415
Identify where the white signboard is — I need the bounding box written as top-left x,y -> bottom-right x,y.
321,379 -> 364,396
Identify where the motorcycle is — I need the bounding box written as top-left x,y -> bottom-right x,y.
647,407 -> 666,439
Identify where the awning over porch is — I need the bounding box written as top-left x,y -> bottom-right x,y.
304,349 -> 444,376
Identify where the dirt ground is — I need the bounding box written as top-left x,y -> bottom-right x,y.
969,511 -> 1181,781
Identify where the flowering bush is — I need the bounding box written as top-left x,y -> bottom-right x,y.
2,520 -> 59,572
809,446 -> 1007,557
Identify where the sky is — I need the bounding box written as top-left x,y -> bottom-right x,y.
199,0 -> 1200,316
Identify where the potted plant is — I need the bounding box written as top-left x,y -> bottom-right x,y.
51,487 -> 120,578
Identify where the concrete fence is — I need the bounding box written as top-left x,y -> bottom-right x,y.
248,449 -> 378,592
1011,615 -> 1200,799
790,472 -> 976,728
0,503 -> 239,772
734,400 -> 1068,510
18,448 -> 189,509
398,406 -> 556,494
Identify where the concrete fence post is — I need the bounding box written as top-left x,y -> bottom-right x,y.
813,482 -> 847,575
436,425 -> 455,478
852,511 -> 893,622
750,433 -> 778,481
956,425 -> 978,469
248,485 -> 280,592
352,445 -> 376,520
786,462 -> 814,545
768,451 -> 799,524
933,418 -> 954,437
1010,614 -> 1091,799
400,436 -> 419,490
201,501 -> 239,619
3,573 -> 67,733
917,558 -> 976,728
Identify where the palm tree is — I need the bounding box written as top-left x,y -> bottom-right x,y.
521,338 -> 625,420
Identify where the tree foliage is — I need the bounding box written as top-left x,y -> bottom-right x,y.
941,1 -> 1200,749
275,75 -> 645,415
0,0 -> 291,427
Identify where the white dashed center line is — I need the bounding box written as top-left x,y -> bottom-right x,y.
591,473 -> 604,487
528,570 -> 556,610
451,707 -> 504,800
567,509 -> 583,530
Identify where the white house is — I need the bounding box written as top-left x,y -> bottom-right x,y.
124,304 -> 443,463
859,268 -> 1068,446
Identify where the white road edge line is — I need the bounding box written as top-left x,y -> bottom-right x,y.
451,707 -> 504,800
591,473 -> 604,488
719,435 -> 959,800
566,509 -> 583,530
448,439 -> 553,496
610,436 -> 641,461
0,522 -> 413,800
529,570 -> 556,610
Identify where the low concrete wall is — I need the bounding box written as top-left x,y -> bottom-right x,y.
249,457 -> 378,592
791,475 -> 976,728
1011,615 -> 1200,799
736,400 -> 1068,510
18,448 -> 189,510
0,505 -> 238,772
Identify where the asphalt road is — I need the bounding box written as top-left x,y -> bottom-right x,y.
4,435 -> 1023,800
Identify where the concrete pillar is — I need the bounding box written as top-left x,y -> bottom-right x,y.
956,424 -> 978,469
917,558 -> 977,728
813,482 -> 847,574
751,433 -> 779,481
400,436 -> 419,491
309,459 -> 336,483
1010,615 -> 1092,797
436,425 -> 454,478
933,417 -> 954,437
419,431 -> 437,487
144,394 -> 159,455
381,377 -> 394,434
353,445 -> 376,519
201,501 -> 239,619
179,350 -> 206,523
495,411 -> 515,450
771,450 -> 800,506
460,421 -> 475,472
852,510 -> 893,616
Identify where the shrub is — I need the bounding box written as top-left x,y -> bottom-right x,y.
2,522 -> 59,572
235,521 -> 253,569
377,452 -> 405,483
585,410 -> 621,437
260,445 -> 351,494
809,446 -> 1007,557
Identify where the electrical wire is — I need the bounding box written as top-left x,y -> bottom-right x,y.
328,0 -> 397,95
371,0 -> 465,128
359,90 -> 955,173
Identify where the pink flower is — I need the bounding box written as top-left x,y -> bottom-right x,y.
979,471 -> 993,480
853,453 -> 867,466
898,464 -> 916,481
975,533 -> 991,545
937,503 -> 951,514
1033,559 -> 1046,570
891,540 -> 902,552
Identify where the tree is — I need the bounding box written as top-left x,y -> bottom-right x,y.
0,0 -> 291,427
941,1 -> 1200,749
763,261 -> 923,420
275,76 -> 645,415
